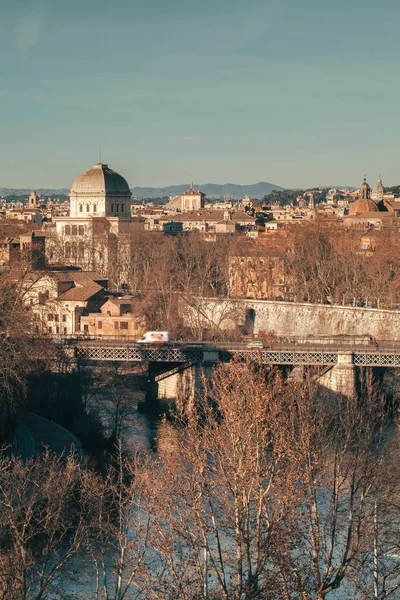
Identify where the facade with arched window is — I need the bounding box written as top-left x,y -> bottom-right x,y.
48,162 -> 145,283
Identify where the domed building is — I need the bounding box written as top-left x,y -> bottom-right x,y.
47,163 -> 144,285
349,177 -> 378,215
345,176 -> 397,227
69,163 -> 131,218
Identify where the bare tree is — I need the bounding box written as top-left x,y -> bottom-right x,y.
0,451 -> 97,600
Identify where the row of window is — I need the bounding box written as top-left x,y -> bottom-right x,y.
76,203 -> 125,214
65,242 -> 85,259
48,327 -> 68,335
79,204 -> 97,213
65,225 -> 85,236
47,314 -> 67,322
82,321 -> 129,332
110,204 -> 125,213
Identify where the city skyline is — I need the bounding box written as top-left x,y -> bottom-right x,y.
2,0 -> 400,188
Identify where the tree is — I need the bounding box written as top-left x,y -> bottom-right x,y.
135,362 -> 399,599
139,362 -> 301,599
0,451 -> 97,600
0,266 -> 53,441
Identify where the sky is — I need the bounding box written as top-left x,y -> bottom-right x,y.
1,0 -> 400,189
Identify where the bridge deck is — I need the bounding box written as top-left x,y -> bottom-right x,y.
72,341 -> 400,367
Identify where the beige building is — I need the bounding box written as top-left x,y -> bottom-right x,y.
23,271 -> 108,336
46,163 -> 144,287
157,209 -> 256,233
0,230 -> 45,268
80,296 -> 145,337
5,207 -> 43,226
165,183 -> 206,212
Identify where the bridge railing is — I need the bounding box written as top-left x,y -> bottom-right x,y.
49,334 -> 400,353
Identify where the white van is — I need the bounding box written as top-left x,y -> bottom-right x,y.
136,331 -> 171,344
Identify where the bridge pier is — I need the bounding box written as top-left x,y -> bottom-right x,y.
318,352 -> 356,397
144,363 -> 161,407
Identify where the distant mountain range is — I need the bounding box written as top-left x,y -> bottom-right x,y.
0,189 -> 70,198
1,182 -> 284,200
1,182 -> 361,200
131,182 -> 284,199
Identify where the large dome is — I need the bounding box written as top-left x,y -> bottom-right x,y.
349,198 -> 379,215
70,163 -> 131,197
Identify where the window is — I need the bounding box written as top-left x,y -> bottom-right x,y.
83,324 -> 89,332
54,314 -> 59,322
65,225 -> 71,235
120,322 -> 128,330
48,327 -> 53,334
78,225 -> 84,235
111,204 -> 114,212
97,321 -> 102,330
79,242 -> 85,258
47,314 -> 53,321
116,204 -> 119,213
86,204 -> 90,212
114,322 -> 119,330
56,326 -> 60,334
121,204 -> 124,213
39,290 -> 49,304
65,242 -> 71,258
72,225 -> 77,236
79,204 -> 83,213
63,327 -> 67,335
93,204 -> 97,213
62,314 -> 66,322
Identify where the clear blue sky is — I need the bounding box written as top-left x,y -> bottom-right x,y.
1,0 -> 399,189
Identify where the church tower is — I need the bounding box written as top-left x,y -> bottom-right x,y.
359,177 -> 371,200
371,175 -> 384,201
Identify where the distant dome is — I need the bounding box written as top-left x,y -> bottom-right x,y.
70,163 -> 131,197
349,198 -> 379,215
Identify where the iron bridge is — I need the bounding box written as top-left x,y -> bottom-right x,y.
73,342 -> 400,367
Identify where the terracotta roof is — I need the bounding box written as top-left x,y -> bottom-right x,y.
349,198 -> 378,215
159,210 -> 256,224
58,282 -> 103,302
181,189 -> 205,196
25,270 -> 108,285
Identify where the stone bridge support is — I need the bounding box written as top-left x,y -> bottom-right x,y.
145,351 -> 219,408
317,352 -> 356,397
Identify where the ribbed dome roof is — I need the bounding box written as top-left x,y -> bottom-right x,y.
70,163 -> 131,196
349,198 -> 379,215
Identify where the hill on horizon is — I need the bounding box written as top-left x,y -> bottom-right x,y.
131,181 -> 284,199
1,182 -> 284,200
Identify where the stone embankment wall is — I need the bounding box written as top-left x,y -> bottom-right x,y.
189,299 -> 400,341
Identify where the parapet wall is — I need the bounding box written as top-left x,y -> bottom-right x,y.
190,298 -> 400,341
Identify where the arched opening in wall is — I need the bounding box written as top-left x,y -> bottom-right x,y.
244,308 -> 256,336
